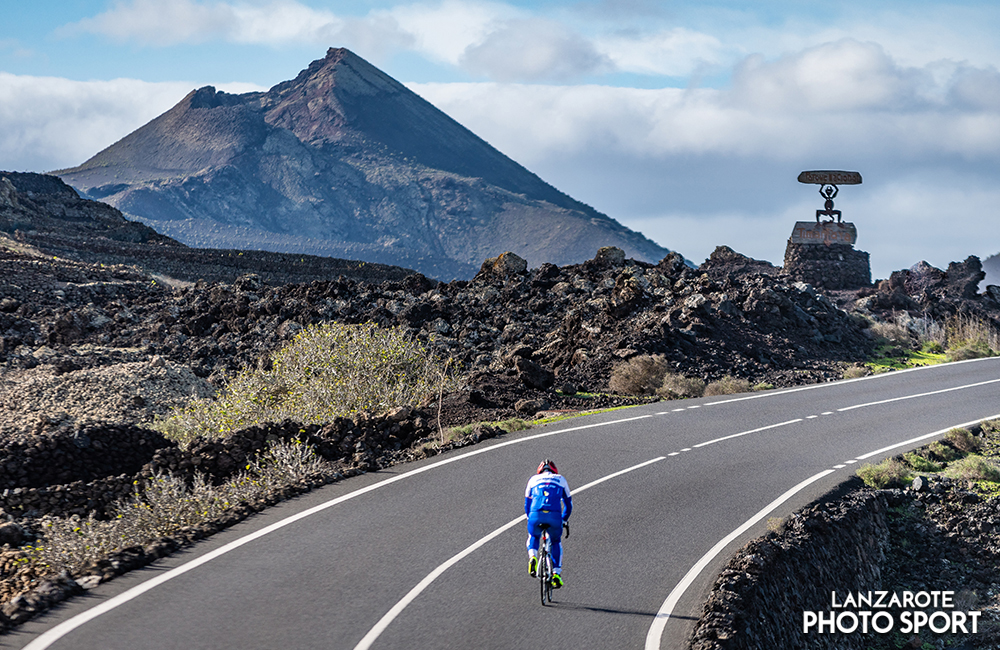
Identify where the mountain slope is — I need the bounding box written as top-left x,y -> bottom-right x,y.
56,48 -> 671,279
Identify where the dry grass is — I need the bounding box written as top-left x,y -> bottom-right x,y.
944,427 -> 981,453
856,458 -> 912,488
29,439 -> 333,575
609,354 -> 668,396
657,372 -> 706,399
943,455 -> 1000,482
703,376 -> 752,396
842,364 -> 868,379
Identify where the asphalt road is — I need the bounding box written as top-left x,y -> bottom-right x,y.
8,357 -> 1000,650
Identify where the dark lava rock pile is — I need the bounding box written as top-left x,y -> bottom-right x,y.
690,424 -> 1000,650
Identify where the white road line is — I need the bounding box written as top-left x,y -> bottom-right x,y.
807,415 -> 818,419
822,412 -> 834,415
680,447 -> 692,452
668,452 -> 679,456
837,378 -> 1000,412
672,408 -> 685,412
21,413 -> 657,650
644,469 -> 836,650
845,460 -> 857,464
644,412 -> 1000,650
692,419 -> 802,448
855,413 -> 1000,461
352,457 -> 667,650
700,356 -> 999,408
834,464 -> 846,469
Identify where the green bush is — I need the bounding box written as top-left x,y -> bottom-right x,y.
857,458 -> 912,488
943,455 -> 1000,482
928,441 -> 961,462
657,372 -> 706,399
903,452 -> 942,473
944,427 -> 980,453
704,376 -> 752,396
609,354 -> 668,396
157,322 -> 456,444
982,419 -> 1000,435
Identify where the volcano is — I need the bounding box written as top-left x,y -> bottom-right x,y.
57,48 -> 671,279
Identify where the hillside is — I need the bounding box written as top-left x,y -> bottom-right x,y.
56,48 -> 671,280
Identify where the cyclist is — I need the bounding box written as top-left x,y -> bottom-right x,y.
525,459 -> 573,588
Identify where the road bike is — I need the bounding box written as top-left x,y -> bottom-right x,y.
536,521 -> 569,606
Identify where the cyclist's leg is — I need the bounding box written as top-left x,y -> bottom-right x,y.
526,514 -> 543,575
546,517 -> 563,572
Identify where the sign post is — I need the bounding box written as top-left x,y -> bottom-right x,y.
797,170 -> 862,223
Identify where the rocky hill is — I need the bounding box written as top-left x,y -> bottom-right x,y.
0,171 -> 415,286
55,48 -> 671,280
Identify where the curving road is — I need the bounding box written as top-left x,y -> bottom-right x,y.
7,357 -> 1000,650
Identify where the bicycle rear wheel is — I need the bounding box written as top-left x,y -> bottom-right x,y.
538,531 -> 551,606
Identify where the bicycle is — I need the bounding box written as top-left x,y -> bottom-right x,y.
536,521 -> 569,606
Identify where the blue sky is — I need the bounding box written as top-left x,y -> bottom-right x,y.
3,0 -> 1000,279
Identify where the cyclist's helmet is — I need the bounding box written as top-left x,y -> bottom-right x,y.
537,459 -> 558,474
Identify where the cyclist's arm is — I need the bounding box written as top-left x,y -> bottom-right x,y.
562,488 -> 573,520
524,496 -> 532,515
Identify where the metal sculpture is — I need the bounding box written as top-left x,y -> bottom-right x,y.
797,170 -> 862,223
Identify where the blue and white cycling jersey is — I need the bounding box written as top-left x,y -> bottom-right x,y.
524,473 -> 573,519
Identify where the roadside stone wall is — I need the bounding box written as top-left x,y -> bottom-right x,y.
690,489 -> 894,650
783,243 -> 871,290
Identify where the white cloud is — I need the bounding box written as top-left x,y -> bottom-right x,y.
0,74 -> 261,172
388,0 -> 518,65
460,19 -> 612,81
596,27 -> 729,77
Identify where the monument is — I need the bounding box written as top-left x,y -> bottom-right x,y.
783,170 -> 871,289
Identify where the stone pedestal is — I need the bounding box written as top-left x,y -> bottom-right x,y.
783,221 -> 871,289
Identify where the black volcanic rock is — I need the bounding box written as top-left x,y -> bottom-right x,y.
56,48 -> 672,280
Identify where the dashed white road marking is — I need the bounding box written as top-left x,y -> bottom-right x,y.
807,415 -> 818,419
644,411 -> 1000,650
352,457 -> 667,650
833,464 -> 846,469
692,419 -> 802,449
838,378 -> 1000,412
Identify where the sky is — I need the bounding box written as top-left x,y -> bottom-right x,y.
2,0 -> 999,279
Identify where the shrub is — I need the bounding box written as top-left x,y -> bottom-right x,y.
857,458 -> 912,488
842,364 -> 868,379
944,427 -> 980,453
32,439 -> 332,574
752,382 -> 775,391
928,441 -> 961,462
609,354 -> 668,395
870,321 -> 913,346
943,455 -> 1000,482
157,322 -> 457,444
946,313 -> 1000,356
921,341 -> 945,354
947,344 -> 990,362
657,372 -> 706,399
703,376 -> 752,396
982,419 -> 1000,436
903,452 -> 942,473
